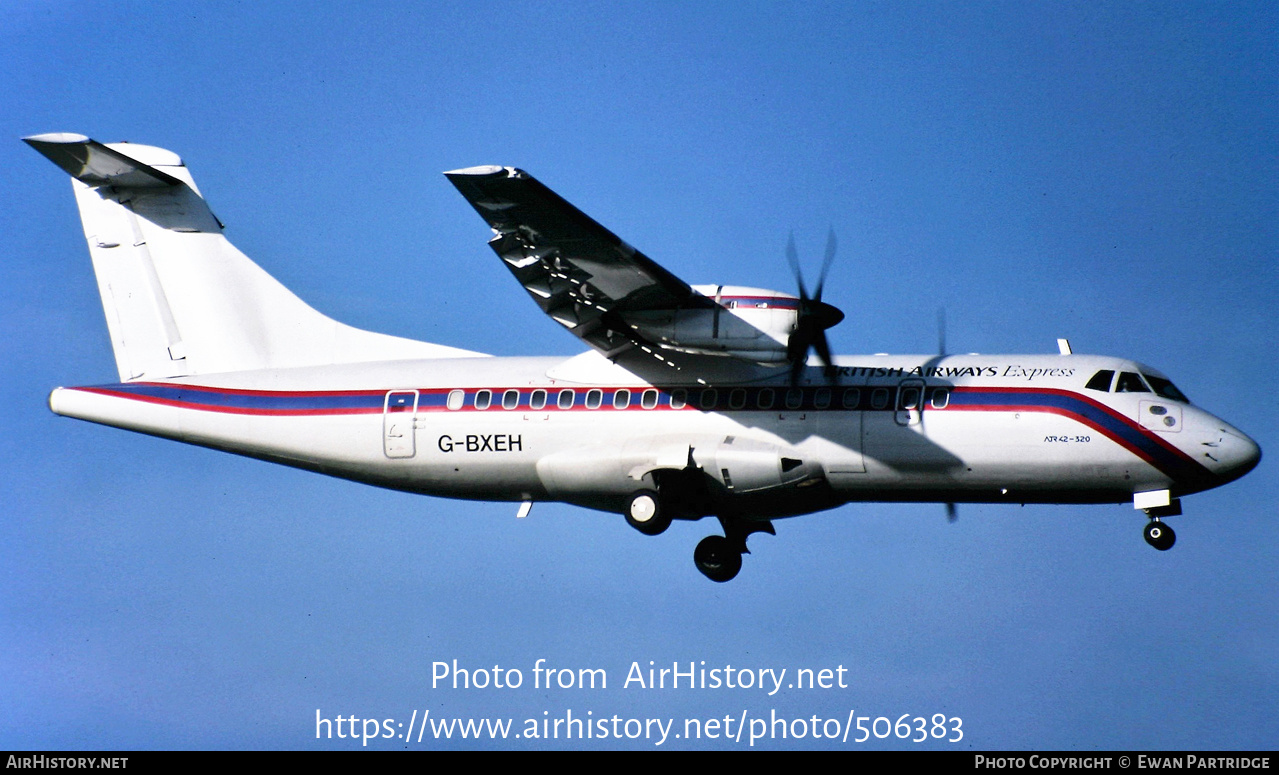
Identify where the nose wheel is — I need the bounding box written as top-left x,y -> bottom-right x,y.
1143,520 -> 1176,551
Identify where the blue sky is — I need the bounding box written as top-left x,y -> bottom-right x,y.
2,1 -> 1275,750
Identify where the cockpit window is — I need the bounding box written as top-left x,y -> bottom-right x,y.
1085,370 -> 1115,392
1143,374 -> 1189,403
1115,371 -> 1151,393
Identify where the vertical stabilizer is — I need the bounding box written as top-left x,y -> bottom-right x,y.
26,133 -> 485,381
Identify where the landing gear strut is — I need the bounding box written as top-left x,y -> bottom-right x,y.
693,517 -> 775,583
1143,519 -> 1176,551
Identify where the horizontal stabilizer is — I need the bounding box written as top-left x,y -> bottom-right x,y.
24,133 -> 182,188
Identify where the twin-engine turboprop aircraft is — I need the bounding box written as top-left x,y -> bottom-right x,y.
26,133 -> 1261,581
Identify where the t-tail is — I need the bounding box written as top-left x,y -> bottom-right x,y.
26,133 -> 483,382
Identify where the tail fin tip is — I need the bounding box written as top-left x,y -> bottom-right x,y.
25,132 -> 182,188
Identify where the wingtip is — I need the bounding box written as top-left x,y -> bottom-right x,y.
444,164 -> 508,177
23,132 -> 90,145
444,165 -> 530,181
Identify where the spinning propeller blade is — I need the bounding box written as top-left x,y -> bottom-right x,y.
786,230 -> 845,383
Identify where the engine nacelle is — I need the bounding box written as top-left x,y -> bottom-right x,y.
626,285 -> 799,363
702,436 -> 815,493
535,435 -> 821,514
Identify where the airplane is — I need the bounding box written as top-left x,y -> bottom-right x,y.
25,132 -> 1262,582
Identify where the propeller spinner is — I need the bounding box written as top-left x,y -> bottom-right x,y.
786,229 -> 845,383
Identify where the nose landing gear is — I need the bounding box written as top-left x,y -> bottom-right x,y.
1138,495 -> 1181,551
1143,519 -> 1176,551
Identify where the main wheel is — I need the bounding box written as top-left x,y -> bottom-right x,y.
625,491 -> 671,536
693,535 -> 742,582
1143,521 -> 1176,551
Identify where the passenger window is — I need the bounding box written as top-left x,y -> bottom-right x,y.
474,390 -> 492,410
557,389 -> 575,409
613,389 -> 631,409
387,393 -> 415,412
785,388 -> 803,409
930,388 -> 949,409
529,389 -> 547,410
899,387 -> 920,410
757,388 -> 775,409
814,388 -> 831,409
729,389 -> 746,409
446,389 -> 465,411
641,389 -> 658,409
699,389 -> 718,410
502,389 -> 520,410
871,388 -> 889,410
670,389 -> 687,409
586,389 -> 603,409
1115,372 -> 1151,393
1085,370 -> 1115,392
841,388 -> 860,409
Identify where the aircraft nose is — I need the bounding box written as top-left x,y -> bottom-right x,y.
1212,426 -> 1262,482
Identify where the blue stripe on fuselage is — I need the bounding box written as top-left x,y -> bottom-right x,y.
76,381 -> 1213,485
946,387 -> 1210,485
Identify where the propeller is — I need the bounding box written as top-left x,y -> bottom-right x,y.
786,229 -> 845,383
937,307 -> 947,357
938,308 -> 957,522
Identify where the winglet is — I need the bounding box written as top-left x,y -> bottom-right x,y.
24,133 -> 182,188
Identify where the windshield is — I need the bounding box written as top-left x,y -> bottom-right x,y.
1143,374 -> 1190,403
1115,371 -> 1151,393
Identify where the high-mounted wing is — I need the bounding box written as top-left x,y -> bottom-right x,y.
445,166 -> 720,368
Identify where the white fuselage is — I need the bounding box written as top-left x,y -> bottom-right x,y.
48,351 -> 1259,521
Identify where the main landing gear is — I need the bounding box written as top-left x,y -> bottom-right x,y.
693,518 -> 775,583
1143,519 -> 1176,551
624,490 -> 671,536
693,535 -> 741,583
622,488 -> 773,582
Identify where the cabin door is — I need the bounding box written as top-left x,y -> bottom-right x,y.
894,378 -> 926,426
383,390 -> 419,458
